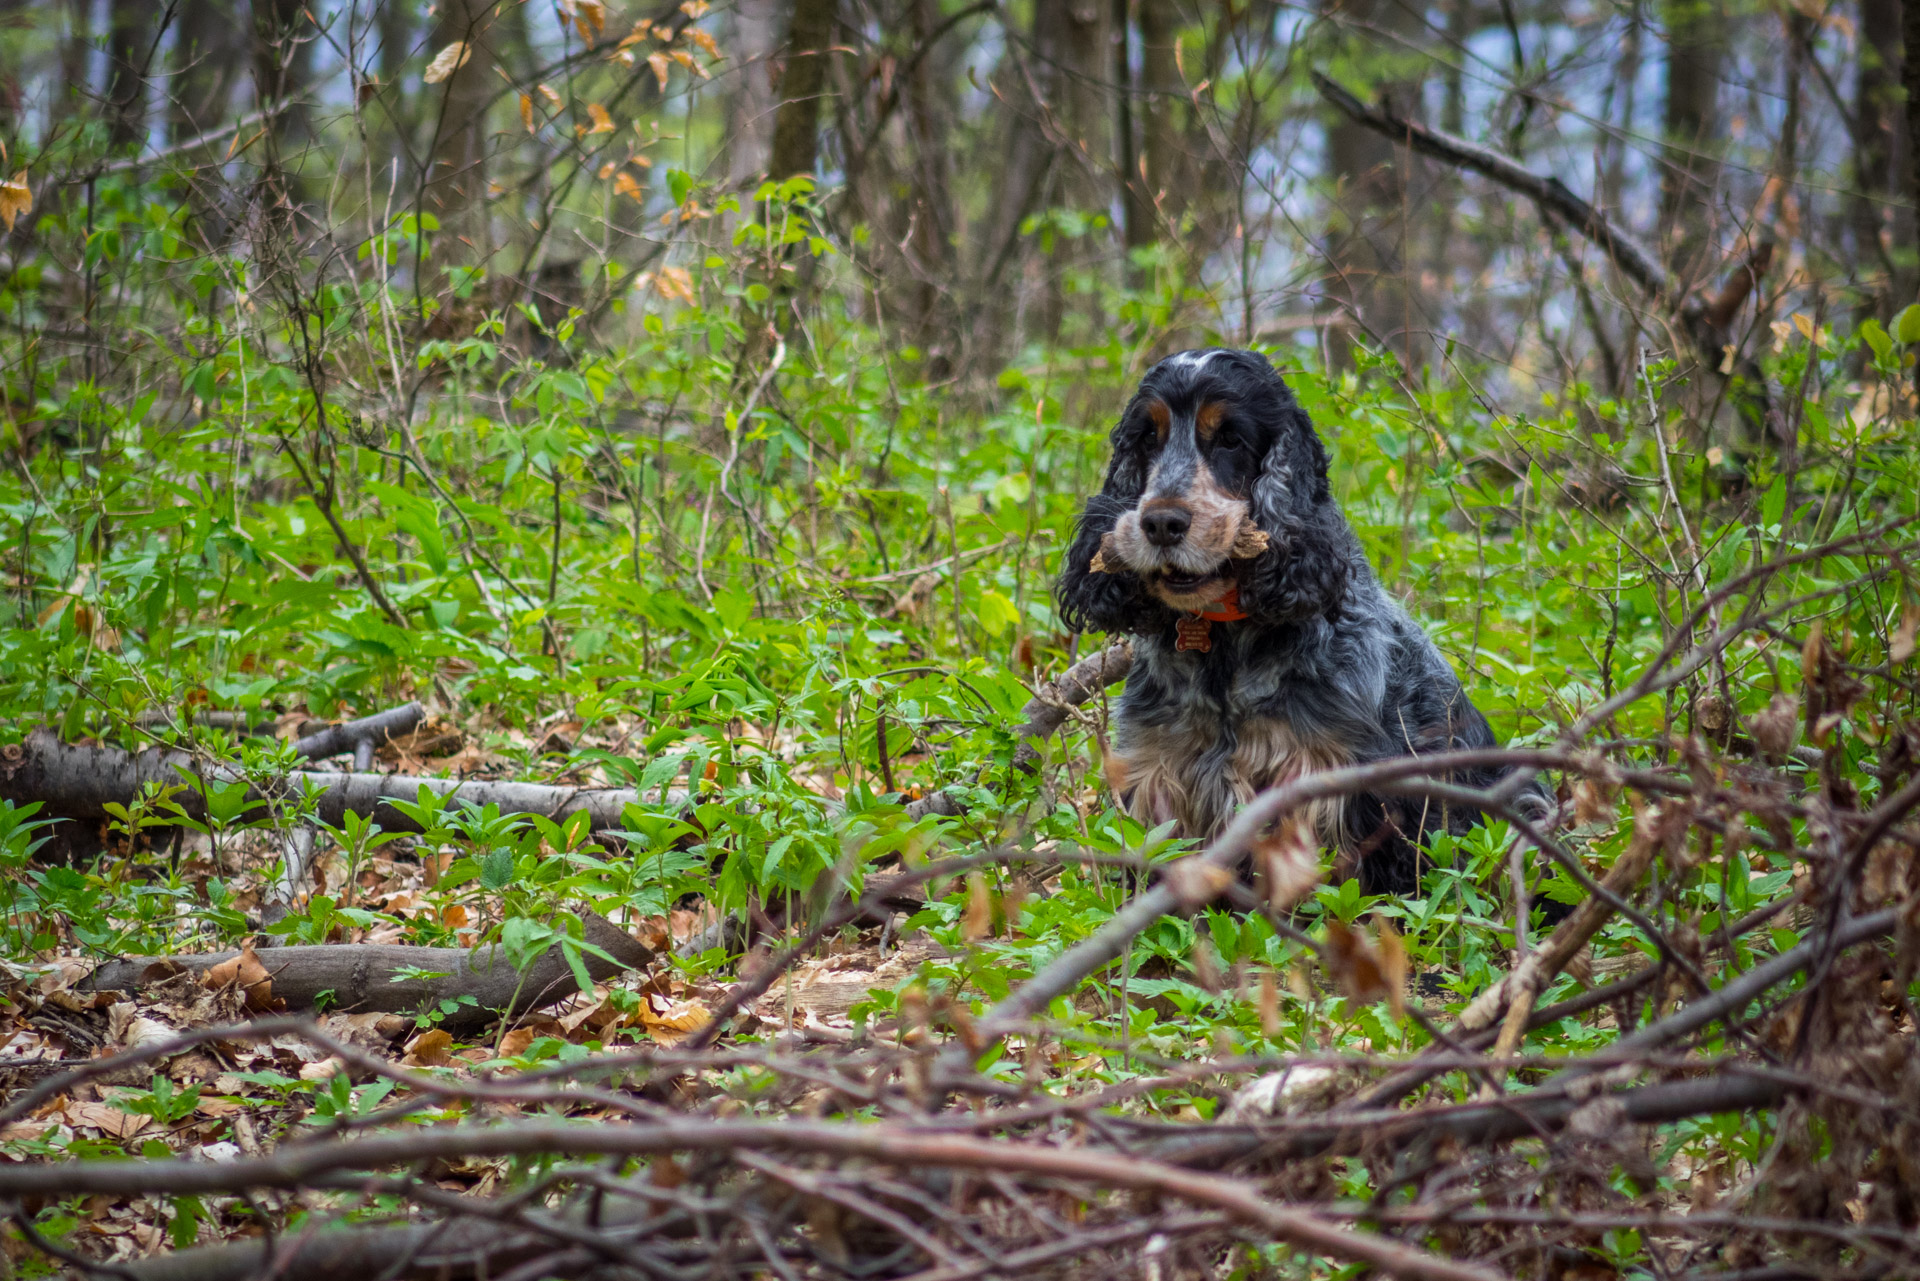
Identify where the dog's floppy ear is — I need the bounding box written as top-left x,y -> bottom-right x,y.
1056,413 -> 1172,635
1240,400 -> 1352,622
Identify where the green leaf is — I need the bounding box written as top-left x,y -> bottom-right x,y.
1895,303 -> 1920,345
978,589 -> 1020,637
1860,318 -> 1892,365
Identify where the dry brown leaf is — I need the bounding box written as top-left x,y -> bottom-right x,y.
519,93 -> 535,133
653,265 -> 694,303
639,994 -> 710,1045
1254,818 -> 1322,910
1892,604 -> 1918,665
61,1101 -> 149,1140
647,51 -> 671,91
1257,970 -> 1281,1036
1374,918 -> 1407,1019
1571,774 -> 1618,827
423,41 -> 471,84
1189,942 -> 1222,993
300,1055 -> 348,1081
0,170 -> 31,232
962,874 -> 991,942
201,945 -> 278,1013
585,102 -> 615,134
1749,693 -> 1800,757
1322,919 -> 1403,1014
614,171 -> 644,201
687,28 -> 720,59
402,1029 -> 455,1067
559,0 -> 607,38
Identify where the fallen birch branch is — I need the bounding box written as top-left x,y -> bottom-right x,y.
2,647 -> 1133,840
81,911 -> 655,1034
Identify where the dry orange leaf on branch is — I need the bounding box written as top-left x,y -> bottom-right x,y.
559,0 -> 608,40
423,42 -> 471,84
1322,918 -> 1407,1018
0,171 -> 31,232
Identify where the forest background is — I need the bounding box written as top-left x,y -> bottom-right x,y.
0,0 -> 1915,1277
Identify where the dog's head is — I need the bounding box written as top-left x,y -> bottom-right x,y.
1057,348 -> 1352,633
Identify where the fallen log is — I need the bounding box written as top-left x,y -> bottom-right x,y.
0,645 -> 1134,839
290,701 -> 426,764
82,911 -> 655,1034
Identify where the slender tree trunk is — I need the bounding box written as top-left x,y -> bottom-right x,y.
767,0 -> 838,181
1321,0 -> 1427,369
899,0 -> 960,366
252,0 -> 313,145
1035,0 -> 1106,341
1115,0 -> 1150,270
171,0 -> 242,143
424,0 -> 499,268
104,0 -> 155,150
1136,0 -> 1183,231
1901,0 -> 1920,221
1853,0 -> 1909,307
1659,0 -> 1725,278
60,0 -> 90,117
375,0 -> 419,189
725,0 -> 783,187
0,0 -> 30,119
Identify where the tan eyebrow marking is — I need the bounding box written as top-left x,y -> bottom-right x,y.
1147,398 -> 1170,442
1195,401 -> 1227,438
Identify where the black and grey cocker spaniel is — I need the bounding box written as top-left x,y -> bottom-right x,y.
1057,348 -> 1546,896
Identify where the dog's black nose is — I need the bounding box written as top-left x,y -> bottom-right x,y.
1140,505 -> 1191,547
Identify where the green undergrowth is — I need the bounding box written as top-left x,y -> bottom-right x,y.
3,168 -> 1919,1172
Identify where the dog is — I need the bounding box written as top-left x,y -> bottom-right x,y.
1056,348 -> 1548,897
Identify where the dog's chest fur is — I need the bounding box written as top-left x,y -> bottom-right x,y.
1109,624 -> 1383,844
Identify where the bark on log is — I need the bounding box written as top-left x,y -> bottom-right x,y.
122,1220 -> 558,1281
290,701 -> 426,760
81,912 -> 655,1034
1,649 -> 1132,837
0,728 -> 644,835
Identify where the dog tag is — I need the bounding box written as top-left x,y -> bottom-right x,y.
1174,616 -> 1212,653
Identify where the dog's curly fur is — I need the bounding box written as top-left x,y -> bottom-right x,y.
1057,348 -> 1547,896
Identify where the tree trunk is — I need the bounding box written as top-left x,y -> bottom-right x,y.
1853,0 -> 1911,311
424,0 -> 500,269
104,0 -> 155,150
251,0 -> 314,146
1901,0 -> 1920,223
767,0 -> 838,181
1115,0 -> 1149,267
1321,0 -> 1428,369
60,0 -> 90,117
170,0 -> 242,143
897,0 -> 961,362
1659,0 -> 1724,277
1136,0 -> 1184,232
725,0 -> 782,187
